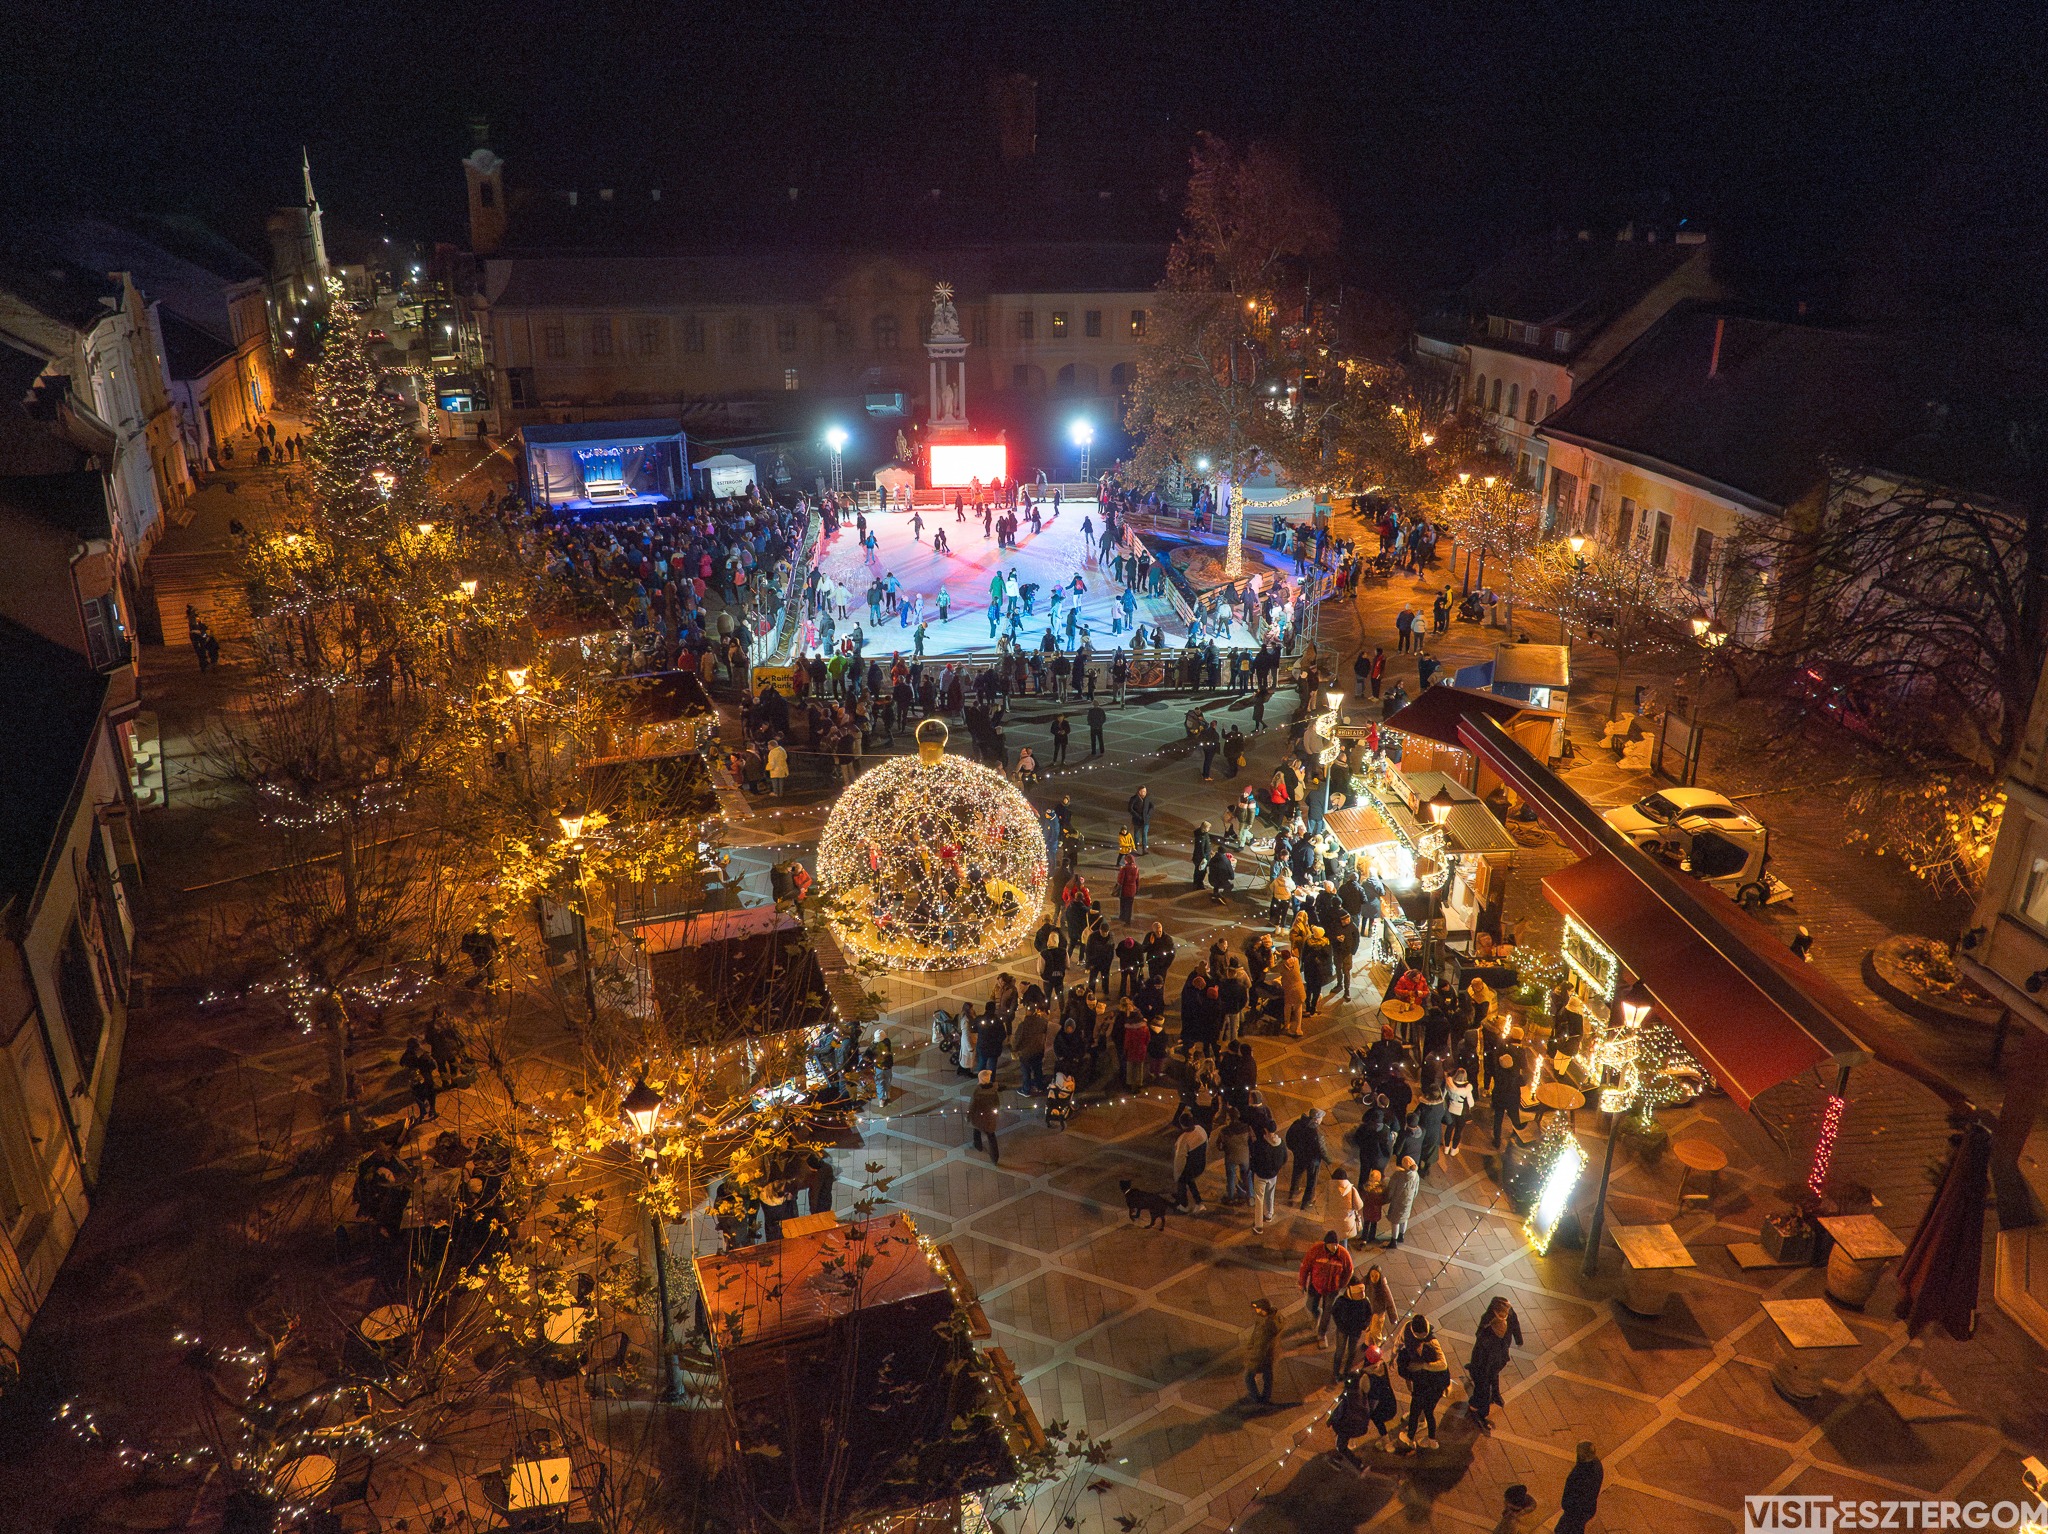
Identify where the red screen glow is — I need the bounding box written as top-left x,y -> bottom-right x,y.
929,443 -> 1008,487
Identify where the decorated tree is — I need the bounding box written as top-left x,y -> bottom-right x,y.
1540,538 -> 1696,718
1438,471 -> 1544,630
1122,134 -> 1338,549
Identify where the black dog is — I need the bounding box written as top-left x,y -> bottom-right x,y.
1120,1179 -> 1173,1229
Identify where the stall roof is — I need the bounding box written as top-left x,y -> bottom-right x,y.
694,451 -> 757,470
1327,805 -> 1398,852
696,1215 -> 942,1345
1442,803 -> 1517,856
1385,685 -> 1529,748
1493,642 -> 1571,690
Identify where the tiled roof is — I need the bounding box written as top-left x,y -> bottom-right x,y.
1537,306 -> 2031,512
1419,235 -> 1704,360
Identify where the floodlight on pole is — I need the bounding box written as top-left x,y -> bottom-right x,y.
1070,419 -> 1095,480
824,425 -> 849,491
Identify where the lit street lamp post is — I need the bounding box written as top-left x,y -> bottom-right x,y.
1582,981 -> 1655,1277
622,1077 -> 685,1402
558,807 -> 599,1023
1684,617 -> 1729,785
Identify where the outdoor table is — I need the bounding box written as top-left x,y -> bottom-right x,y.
1673,1139 -> 1728,1206
1761,1297 -> 1859,1400
358,1303 -> 417,1346
1379,998 -> 1424,1044
1532,1080 -> 1584,1133
274,1453 -> 336,1503
1610,1223 -> 1696,1316
1819,1215 -> 1906,1309
543,1304 -> 591,1348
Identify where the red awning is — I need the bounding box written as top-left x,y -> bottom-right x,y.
1542,853 -> 1856,1109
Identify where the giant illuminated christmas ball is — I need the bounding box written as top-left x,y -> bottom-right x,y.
816,719 -> 1047,971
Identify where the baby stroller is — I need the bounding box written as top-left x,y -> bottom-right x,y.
1044,1072 -> 1076,1131
932,1008 -> 961,1062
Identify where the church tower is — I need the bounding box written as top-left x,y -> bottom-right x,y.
300,148 -> 330,281
464,145 -> 507,257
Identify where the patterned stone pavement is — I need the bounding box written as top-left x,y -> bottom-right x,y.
711,524 -> 2047,1533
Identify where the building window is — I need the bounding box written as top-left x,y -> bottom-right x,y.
1129,309 -> 1147,338
480,180 -> 495,209
634,318 -> 665,357
777,316 -> 799,353
1689,527 -> 1716,587
1085,309 -> 1102,337
590,318 -> 614,356
542,323 -> 566,360
730,317 -> 753,354
1651,510 -> 1673,569
784,368 -> 800,391
56,919 -> 104,1075
1554,329 -> 1573,352
1490,378 -> 1502,413
1472,373 -> 1487,412
1505,383 -> 1520,421
683,315 -> 705,353
1584,483 -> 1602,539
1544,393 -> 1556,419
2014,819 -> 2048,931
1016,311 -> 1036,342
80,593 -> 129,671
872,314 -> 899,351
1526,392 -> 1540,425
1051,311 -> 1068,338
1617,497 -> 1637,550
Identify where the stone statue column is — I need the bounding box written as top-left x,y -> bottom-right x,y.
955,359 -> 966,422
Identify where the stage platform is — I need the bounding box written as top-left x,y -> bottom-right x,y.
540,492 -> 681,520
806,503 -> 1299,662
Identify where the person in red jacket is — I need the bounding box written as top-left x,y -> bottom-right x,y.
1297,1231 -> 1355,1345
1119,1003 -> 1152,1090
1115,853 -> 1141,924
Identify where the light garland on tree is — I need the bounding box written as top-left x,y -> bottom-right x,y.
815,720 -> 1047,971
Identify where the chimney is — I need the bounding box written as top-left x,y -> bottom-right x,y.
1708,316 -> 1725,379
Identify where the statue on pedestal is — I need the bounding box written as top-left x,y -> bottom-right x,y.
929,281 -> 962,341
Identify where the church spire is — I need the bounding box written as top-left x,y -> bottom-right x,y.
301,147 -> 319,211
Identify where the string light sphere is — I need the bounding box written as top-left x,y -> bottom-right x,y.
817,720 -> 1047,971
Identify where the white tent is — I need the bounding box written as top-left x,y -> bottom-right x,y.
695,452 -> 758,498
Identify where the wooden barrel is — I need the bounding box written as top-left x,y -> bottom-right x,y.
1824,1245 -> 1884,1308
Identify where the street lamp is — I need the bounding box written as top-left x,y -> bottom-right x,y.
1683,619 -> 1729,784
619,1077 -> 684,1402
559,806 -> 598,1023
1583,981 -> 1655,1277
1070,419 -> 1094,481
1424,786 -> 1458,826
824,425 -> 848,492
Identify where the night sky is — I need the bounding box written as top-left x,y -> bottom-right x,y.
4,0 -> 2042,315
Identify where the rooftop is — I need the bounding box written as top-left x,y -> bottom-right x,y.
0,616 -> 108,905
0,471 -> 113,540
1419,233 -> 1707,361
1537,306 -> 2038,512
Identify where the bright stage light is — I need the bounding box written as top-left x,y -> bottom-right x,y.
1070,420 -> 1094,446
825,425 -> 849,452
929,442 -> 1007,488
1196,457 -> 1211,472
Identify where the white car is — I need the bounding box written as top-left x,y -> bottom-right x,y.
1603,789 -> 1794,908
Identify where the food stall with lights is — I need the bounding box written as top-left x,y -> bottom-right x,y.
1453,642 -> 1573,761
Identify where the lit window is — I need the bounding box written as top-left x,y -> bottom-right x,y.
784,368 -> 800,391
1129,309 -> 1147,338
1051,311 -> 1068,338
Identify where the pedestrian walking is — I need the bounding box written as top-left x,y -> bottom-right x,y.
1050,713 -> 1071,765
1172,1111 -> 1209,1213
874,1032 -> 895,1101
1298,1230 -> 1354,1344
1382,1155 -> 1420,1247
1330,1276 -> 1373,1379
1555,1442 -> 1605,1534
1444,1068 -> 1475,1155
1466,1295 -> 1522,1429
1217,1106 -> 1252,1204
1115,853 -> 1140,924
968,1070 -> 1003,1163
1087,699 -> 1107,755
1324,1167 -> 1364,1246
1394,1315 -> 1450,1449
1249,1126 -> 1286,1232
401,1036 -> 438,1121
1127,785 -> 1153,852
1241,1298 -> 1281,1404
1285,1107 -> 1329,1206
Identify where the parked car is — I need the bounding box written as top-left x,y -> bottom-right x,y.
1791,661 -> 1882,741
1603,789 -> 1793,909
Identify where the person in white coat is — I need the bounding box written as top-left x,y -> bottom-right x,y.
1324,1166 -> 1365,1245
